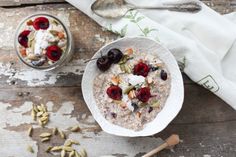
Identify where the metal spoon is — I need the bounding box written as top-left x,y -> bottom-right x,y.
91,0 -> 202,19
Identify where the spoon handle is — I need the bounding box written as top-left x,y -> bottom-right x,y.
133,2 -> 202,13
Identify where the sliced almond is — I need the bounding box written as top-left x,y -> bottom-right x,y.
61,150 -> 66,157
111,76 -> 120,85
33,105 -> 39,112
63,146 -> 74,152
27,145 -> 34,153
70,125 -> 80,132
128,90 -> 136,99
147,76 -> 153,84
39,132 -> 51,138
59,130 -> 66,139
28,126 -> 33,137
51,146 -> 63,152
38,119 -> 43,127
40,103 -> 47,112
41,137 -> 50,142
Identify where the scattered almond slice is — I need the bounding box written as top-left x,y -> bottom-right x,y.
58,130 -> 66,139
61,149 -> 66,157
69,151 -> 76,157
41,137 -> 50,142
51,146 -> 63,152
70,125 -> 81,132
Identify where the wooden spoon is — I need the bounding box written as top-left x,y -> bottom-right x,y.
142,134 -> 180,157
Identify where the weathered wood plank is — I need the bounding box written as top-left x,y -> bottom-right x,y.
0,0 -> 65,7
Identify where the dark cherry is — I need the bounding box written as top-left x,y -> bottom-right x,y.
96,56 -> 112,71
136,87 -> 151,103
46,45 -> 62,61
106,85 -> 122,100
18,30 -> 31,48
133,62 -> 150,77
107,48 -> 123,63
160,70 -> 168,80
33,17 -> 49,30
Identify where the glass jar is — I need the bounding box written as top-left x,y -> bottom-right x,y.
14,13 -> 74,71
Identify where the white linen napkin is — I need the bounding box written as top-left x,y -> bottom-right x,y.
66,0 -> 236,110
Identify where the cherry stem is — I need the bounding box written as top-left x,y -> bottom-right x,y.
84,52 -> 105,63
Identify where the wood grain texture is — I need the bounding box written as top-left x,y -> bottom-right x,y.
0,1 -> 235,157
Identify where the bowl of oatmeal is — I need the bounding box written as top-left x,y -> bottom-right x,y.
82,37 -> 184,137
14,13 -> 73,70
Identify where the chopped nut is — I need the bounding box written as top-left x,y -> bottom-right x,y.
27,145 -> 34,153
39,132 -> 51,138
58,32 -> 65,39
125,48 -> 133,55
136,111 -> 141,118
111,76 -> 120,85
128,90 -> 136,99
28,126 -> 33,137
146,76 -> 153,84
70,125 -> 80,132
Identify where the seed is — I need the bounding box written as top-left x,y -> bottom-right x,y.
51,146 -> 62,152
28,126 -> 33,137
63,146 -> 74,152
39,132 -> 51,138
27,145 -> 34,153
59,130 -> 66,139
69,151 -> 75,157
70,125 -> 80,132
45,146 -> 53,153
52,127 -> 58,135
41,137 -> 50,142
64,140 -> 72,147
160,70 -> 167,81
31,109 -> 36,121
37,111 -> 44,117
61,150 -> 66,157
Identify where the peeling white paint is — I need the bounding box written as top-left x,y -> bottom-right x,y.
0,59 -> 86,86
0,101 -> 163,157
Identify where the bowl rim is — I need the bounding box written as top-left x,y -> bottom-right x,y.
82,36 -> 184,137
14,13 -> 73,71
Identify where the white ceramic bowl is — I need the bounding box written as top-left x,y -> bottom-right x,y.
82,37 -> 184,137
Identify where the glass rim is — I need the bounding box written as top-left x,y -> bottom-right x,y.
14,13 -> 73,71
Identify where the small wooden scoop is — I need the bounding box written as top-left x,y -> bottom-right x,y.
142,134 -> 180,157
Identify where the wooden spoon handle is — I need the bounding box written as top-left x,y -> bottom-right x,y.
142,143 -> 168,157
142,134 -> 180,157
